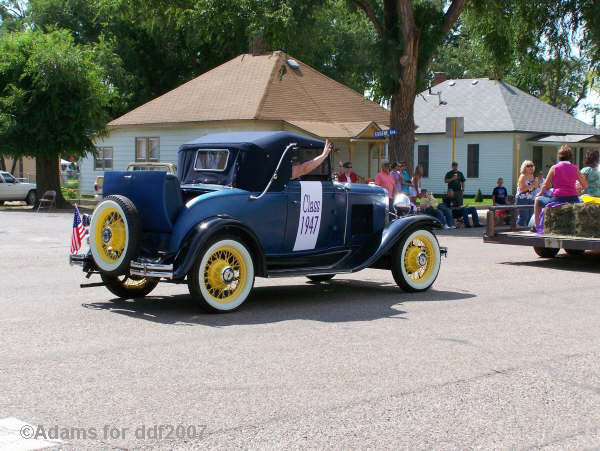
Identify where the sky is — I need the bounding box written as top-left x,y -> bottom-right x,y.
575,90 -> 599,126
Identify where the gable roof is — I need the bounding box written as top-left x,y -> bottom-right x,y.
108,51 -> 390,137
414,78 -> 600,135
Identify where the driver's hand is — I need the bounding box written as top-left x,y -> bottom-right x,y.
324,140 -> 333,155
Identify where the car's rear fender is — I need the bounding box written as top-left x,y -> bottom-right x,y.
352,215 -> 442,272
172,216 -> 266,279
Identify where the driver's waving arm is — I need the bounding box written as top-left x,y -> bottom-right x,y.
291,140 -> 333,180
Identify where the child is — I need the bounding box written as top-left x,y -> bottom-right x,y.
492,178 -> 508,205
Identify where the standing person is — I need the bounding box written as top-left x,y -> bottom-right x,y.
400,162 -> 413,195
391,162 -> 404,195
375,160 -> 396,216
492,178 -> 508,205
492,177 -> 509,223
534,145 -> 588,229
338,161 -> 358,184
580,150 -> 600,197
514,160 -> 541,228
444,162 -> 465,205
410,165 -> 423,202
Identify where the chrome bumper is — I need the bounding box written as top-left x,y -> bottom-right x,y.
69,254 -> 88,266
130,260 -> 173,279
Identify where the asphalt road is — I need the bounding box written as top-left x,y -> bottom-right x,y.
1,209 -> 599,449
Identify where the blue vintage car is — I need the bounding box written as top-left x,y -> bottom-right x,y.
71,131 -> 446,312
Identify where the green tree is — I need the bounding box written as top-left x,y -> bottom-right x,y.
434,0 -> 600,115
0,29 -> 113,207
348,0 -> 468,165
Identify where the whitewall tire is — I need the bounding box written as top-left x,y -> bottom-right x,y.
392,229 -> 441,292
188,238 -> 255,312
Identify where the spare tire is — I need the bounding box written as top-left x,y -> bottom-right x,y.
89,195 -> 141,276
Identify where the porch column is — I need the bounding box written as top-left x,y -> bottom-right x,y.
514,135 -> 520,195
367,143 -> 373,178
377,143 -> 383,172
348,142 -> 355,163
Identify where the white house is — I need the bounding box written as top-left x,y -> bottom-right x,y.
81,51 -> 391,194
413,76 -> 600,195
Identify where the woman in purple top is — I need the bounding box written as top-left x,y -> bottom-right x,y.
533,145 -> 588,229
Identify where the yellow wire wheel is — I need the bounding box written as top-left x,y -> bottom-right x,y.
188,238 -> 255,312
101,274 -> 159,299
89,195 -> 141,276
392,229 -> 440,292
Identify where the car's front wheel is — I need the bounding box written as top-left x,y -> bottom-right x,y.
188,237 -> 255,312
101,274 -> 159,299
392,229 -> 441,292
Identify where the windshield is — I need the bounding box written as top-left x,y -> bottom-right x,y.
194,149 -> 229,171
1,172 -> 16,183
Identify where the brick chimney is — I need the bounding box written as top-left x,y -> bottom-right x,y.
433,72 -> 447,86
251,33 -> 265,56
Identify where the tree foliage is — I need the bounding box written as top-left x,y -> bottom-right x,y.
0,29 -> 113,204
432,0 -> 600,114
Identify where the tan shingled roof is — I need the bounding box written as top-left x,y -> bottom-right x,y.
286,120 -> 384,138
109,51 -> 390,136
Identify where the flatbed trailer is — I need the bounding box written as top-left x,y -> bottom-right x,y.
483,205 -> 600,257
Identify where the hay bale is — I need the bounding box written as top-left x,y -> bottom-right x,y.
574,203 -> 600,237
544,203 -> 600,237
544,204 -> 575,235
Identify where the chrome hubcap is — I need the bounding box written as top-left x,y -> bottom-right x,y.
221,266 -> 234,284
417,252 -> 428,268
102,227 -> 112,244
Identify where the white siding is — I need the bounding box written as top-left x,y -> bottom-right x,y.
82,121 -> 283,195
413,133 -> 515,195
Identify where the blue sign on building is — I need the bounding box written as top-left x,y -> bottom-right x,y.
374,129 -> 398,138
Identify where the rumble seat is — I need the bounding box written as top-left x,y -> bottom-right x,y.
102,171 -> 184,233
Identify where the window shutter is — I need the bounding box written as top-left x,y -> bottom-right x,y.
467,144 -> 479,178
418,145 -> 429,177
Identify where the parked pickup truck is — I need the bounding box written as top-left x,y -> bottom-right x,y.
94,162 -> 177,201
483,205 -> 600,257
0,171 -> 37,206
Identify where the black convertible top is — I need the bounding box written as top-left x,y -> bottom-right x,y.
177,131 -> 325,190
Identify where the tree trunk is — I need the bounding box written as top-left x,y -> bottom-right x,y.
0,156 -> 5,171
388,83 -> 417,169
36,154 -> 69,209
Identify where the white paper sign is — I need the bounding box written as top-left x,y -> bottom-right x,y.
293,181 -> 323,251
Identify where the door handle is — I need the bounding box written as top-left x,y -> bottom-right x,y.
291,200 -> 299,205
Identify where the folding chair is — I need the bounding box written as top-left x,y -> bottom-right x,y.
37,190 -> 56,212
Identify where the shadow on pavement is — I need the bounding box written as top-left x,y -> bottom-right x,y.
81,279 -> 476,327
499,252 -> 600,273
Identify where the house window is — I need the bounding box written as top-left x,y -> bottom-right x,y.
533,146 -> 543,171
94,147 -> 113,171
135,137 -> 160,162
417,145 -> 429,177
467,144 -> 479,178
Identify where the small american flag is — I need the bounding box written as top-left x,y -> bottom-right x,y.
70,206 -> 87,254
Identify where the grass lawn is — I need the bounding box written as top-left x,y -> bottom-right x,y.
463,197 -> 493,206
60,179 -> 94,201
